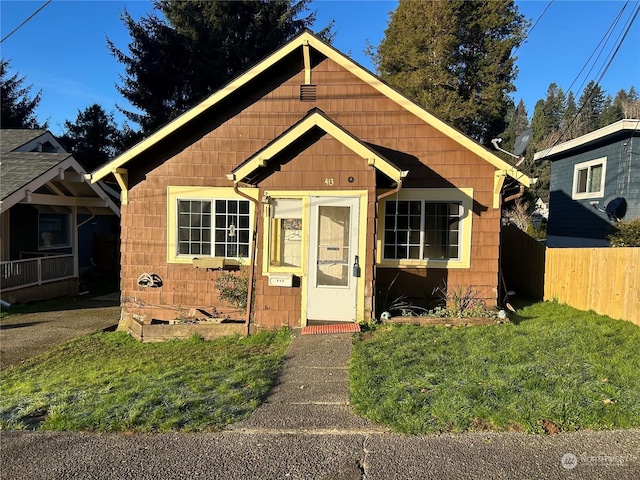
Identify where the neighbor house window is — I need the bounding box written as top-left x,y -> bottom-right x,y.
572,158 -> 606,199
38,213 -> 71,249
269,198 -> 303,268
377,188 -> 473,269
383,201 -> 461,260
167,187 -> 256,263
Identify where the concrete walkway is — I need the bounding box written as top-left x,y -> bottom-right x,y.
230,331 -> 387,434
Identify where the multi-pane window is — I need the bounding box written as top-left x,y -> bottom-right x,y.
383,200 -> 461,260
573,158 -> 606,199
178,199 -> 250,258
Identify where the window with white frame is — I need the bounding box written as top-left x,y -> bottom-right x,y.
572,158 -> 606,199
177,198 -> 251,258
383,200 -> 462,260
38,213 -> 71,249
167,187 -> 256,264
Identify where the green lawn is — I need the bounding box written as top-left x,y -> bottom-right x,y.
0,330 -> 290,432
349,301 -> 640,434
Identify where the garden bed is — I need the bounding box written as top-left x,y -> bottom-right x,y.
127,316 -> 246,342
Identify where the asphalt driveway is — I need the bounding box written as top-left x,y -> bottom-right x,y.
0,293 -> 120,369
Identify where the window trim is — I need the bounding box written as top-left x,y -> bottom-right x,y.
572,157 -> 606,200
262,193 -> 307,275
376,188 -> 473,269
167,186 -> 257,264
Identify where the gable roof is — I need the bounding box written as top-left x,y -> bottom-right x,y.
534,119 -> 640,161
1,130 -> 120,216
1,129 -> 65,154
90,30 -> 533,188
230,108 -> 408,184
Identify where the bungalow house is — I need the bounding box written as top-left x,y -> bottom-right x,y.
0,129 -> 120,304
89,30 -> 533,334
534,119 -> 640,247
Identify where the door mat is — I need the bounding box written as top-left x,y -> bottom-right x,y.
301,323 -> 361,335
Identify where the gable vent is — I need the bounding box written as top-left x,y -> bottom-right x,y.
300,84 -> 317,102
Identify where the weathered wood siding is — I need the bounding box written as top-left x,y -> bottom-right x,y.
501,225 -> 546,301
119,55 -> 502,329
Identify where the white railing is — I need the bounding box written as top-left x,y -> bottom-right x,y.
0,254 -> 75,291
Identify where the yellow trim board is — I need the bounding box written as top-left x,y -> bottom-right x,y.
231,110 -> 405,184
376,188 -> 473,269
166,186 -> 259,264
90,30 -> 533,188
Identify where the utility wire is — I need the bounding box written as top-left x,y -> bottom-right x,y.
513,0 -> 554,57
1,0 -> 52,44
564,2 -> 628,98
539,1 -> 640,158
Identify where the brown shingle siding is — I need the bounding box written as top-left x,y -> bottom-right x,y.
117,42 -> 507,330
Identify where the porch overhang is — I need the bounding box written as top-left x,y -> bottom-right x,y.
1,155 -> 120,217
227,109 -> 408,185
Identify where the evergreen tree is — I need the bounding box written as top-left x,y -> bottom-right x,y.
499,98 -> 529,154
599,94 -> 624,127
60,104 -> 121,171
374,0 -> 527,144
108,0 -> 327,134
576,80 -> 606,135
531,83 -> 565,147
615,87 -> 640,118
561,91 -> 579,140
1,59 -> 45,129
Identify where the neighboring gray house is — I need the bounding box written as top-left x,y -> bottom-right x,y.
1,130 -> 120,304
534,119 -> 640,247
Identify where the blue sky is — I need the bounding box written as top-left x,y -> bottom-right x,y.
1,0 -> 639,136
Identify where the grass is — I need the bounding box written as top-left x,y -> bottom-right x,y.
0,329 -> 290,432
350,301 -> 640,434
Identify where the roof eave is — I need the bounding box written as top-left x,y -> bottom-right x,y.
91,30 -> 533,187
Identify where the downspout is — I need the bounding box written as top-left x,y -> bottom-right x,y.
78,214 -> 96,229
376,179 -> 404,203
373,179 -> 404,320
500,178 -> 524,311
233,183 -> 259,335
504,184 -> 525,203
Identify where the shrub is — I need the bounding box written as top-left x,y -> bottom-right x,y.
213,267 -> 253,313
608,217 -> 640,247
429,283 -> 498,319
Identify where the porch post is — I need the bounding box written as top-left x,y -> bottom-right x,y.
72,206 -> 79,278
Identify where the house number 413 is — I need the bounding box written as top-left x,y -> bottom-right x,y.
324,178 -> 334,186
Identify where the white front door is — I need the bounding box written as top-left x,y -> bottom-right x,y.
306,196 -> 360,322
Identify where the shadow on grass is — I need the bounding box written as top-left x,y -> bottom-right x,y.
505,296 -> 541,325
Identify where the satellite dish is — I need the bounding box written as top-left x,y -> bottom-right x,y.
513,128 -> 533,157
491,127 -> 532,167
604,196 -> 627,221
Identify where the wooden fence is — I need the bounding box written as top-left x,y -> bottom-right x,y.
544,247 -> 640,326
501,225 -> 546,301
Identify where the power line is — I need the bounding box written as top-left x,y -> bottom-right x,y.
564,2 -> 628,98
1,0 -> 52,44
540,1 -> 640,158
513,0 -> 554,57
